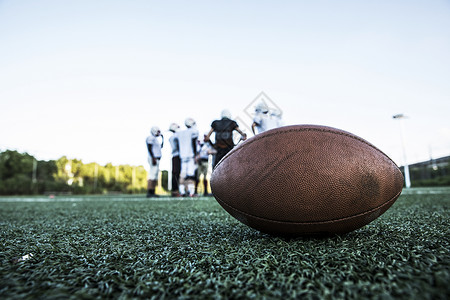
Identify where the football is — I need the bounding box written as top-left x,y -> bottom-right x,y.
210,125 -> 404,236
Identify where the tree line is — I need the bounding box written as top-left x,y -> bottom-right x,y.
0,150 -> 149,195
2,149 -> 448,195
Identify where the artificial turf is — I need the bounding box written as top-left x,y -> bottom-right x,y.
0,188 -> 449,299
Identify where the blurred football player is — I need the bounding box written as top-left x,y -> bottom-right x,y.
146,126 -> 163,197
205,109 -> 247,168
174,118 -> 199,197
168,123 -> 181,197
252,102 -> 282,134
196,133 -> 216,195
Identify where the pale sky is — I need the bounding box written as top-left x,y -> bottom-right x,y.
1,0 -> 449,172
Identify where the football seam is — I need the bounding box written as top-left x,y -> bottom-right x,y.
215,126 -> 399,170
212,189 -> 402,225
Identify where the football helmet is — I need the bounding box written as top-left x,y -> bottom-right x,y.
169,123 -> 180,132
221,109 -> 232,119
151,126 -> 161,136
255,102 -> 269,113
185,117 -> 196,128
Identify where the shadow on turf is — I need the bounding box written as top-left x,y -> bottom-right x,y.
210,222 -> 403,244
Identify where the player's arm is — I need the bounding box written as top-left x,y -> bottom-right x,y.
194,140 -> 201,163
236,126 -> 247,141
173,137 -> 179,152
192,138 -> 197,156
251,122 -> 257,135
204,128 -> 214,142
204,127 -> 217,148
147,142 -> 157,165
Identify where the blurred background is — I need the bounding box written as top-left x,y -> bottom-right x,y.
1,0 -> 449,193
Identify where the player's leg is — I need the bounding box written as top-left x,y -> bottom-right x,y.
179,158 -> 187,196
185,157 -> 197,196
171,155 -> 181,196
198,161 -> 208,195
147,157 -> 159,197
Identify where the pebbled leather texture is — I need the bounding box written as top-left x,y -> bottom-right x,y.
211,124 -> 404,236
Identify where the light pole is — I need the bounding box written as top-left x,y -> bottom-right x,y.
393,114 -> 411,188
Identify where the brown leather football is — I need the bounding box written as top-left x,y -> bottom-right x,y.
210,125 -> 404,236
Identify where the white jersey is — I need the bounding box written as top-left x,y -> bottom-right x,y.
199,142 -> 213,160
273,115 -> 284,128
174,127 -> 199,159
169,133 -> 179,156
146,135 -> 162,158
254,113 -> 279,134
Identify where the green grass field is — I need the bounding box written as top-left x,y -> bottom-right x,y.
1,188 -> 449,299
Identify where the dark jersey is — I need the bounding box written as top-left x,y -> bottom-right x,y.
211,118 -> 238,148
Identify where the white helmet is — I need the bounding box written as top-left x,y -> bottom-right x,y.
169,123 -> 180,132
185,117 -> 196,128
255,102 -> 269,113
150,126 -> 160,136
221,109 -> 232,119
